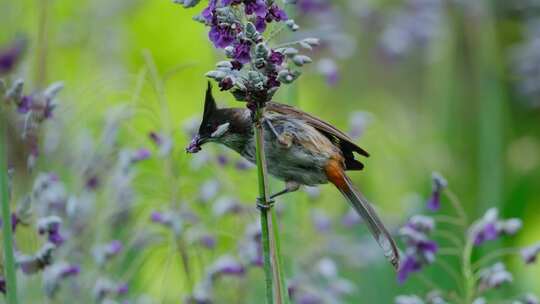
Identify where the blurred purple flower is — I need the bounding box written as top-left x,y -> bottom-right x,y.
478,262 -> 513,291
17,95 -> 33,114
131,148 -> 151,162
317,58 -> 340,86
37,216 -> 64,246
470,208 -> 522,246
341,208 -> 362,227
105,240 -> 123,256
200,234 -> 217,249
209,256 -> 245,278
426,172 -> 447,211
216,154 -> 229,166
59,264 -> 80,278
398,215 -> 438,283
311,209 -> 332,233
116,282 -> 129,295
0,38 -> 26,75
0,277 -> 5,294
297,0 -> 330,14
521,242 -> 540,264
86,175 -> 100,190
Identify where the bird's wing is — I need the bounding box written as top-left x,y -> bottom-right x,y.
266,102 -> 369,170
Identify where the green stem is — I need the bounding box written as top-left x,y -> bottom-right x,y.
254,105 -> 284,304
1,110 -> 19,303
462,238 -> 475,304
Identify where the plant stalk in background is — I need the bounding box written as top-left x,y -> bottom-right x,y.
0,111 -> 19,304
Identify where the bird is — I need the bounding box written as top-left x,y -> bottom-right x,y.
186,82 -> 400,270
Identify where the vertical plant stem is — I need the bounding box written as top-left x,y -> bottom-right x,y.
0,111 -> 19,304
462,237 -> 475,304
254,105 -> 284,304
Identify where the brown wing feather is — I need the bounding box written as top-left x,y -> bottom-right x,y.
266,102 -> 369,170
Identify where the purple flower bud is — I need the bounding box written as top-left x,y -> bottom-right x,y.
235,159 -> 252,170
105,240 -> 123,256
268,50 -> 284,65
397,254 -> 421,284
219,77 -> 234,91
209,23 -> 238,49
149,131 -> 163,146
521,242 -> 540,264
244,0 -> 267,17
17,95 -> 32,114
116,282 -> 129,295
266,4 -> 288,22
200,234 -> 217,249
209,256 -> 245,278
471,208 -> 500,246
201,0 -> 217,22
0,38 -> 26,75
150,211 -> 165,223
86,175 -> 100,190
59,264 -> 81,278
426,172 -> 447,211
132,148 -> 151,162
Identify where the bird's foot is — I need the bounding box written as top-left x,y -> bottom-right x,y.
256,197 -> 275,211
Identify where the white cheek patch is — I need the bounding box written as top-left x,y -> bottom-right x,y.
211,122 -> 230,138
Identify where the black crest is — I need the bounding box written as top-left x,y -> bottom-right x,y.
202,81 -> 217,123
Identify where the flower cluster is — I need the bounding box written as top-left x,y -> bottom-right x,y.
469,208 -> 522,246
395,172 -> 540,303
176,0 -> 318,106
398,215 -> 438,283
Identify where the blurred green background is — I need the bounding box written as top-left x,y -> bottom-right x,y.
1,0 -> 540,303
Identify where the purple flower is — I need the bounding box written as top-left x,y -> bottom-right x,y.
17,95 -> 33,114
471,208 -> 501,246
397,254 -> 421,284
105,240 -> 123,256
244,0 -> 267,17
216,154 -> 229,166
209,256 -> 245,278
235,159 -> 252,170
426,172 -> 447,211
132,148 -> 151,162
521,242 -> 540,264
317,58 -> 340,86
255,16 -> 267,32
200,234 -> 217,249
478,262 -> 513,291
201,0 -> 217,23
149,131 -> 163,146
268,50 -> 284,65
233,40 -> 252,64
86,175 -> 100,190
37,216 -> 64,246
116,282 -> 129,295
397,215 -> 438,283
59,264 -> 81,278
209,23 -> 238,49
266,4 -> 288,22
0,38 -> 26,75
150,211 -> 166,223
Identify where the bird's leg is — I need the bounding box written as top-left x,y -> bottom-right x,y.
263,118 -> 293,148
269,181 -> 301,200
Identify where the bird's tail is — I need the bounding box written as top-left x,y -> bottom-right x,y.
325,160 -> 400,270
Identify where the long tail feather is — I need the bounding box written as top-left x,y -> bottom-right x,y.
325,161 -> 400,270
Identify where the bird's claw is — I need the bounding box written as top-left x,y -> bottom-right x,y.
256,197 -> 275,211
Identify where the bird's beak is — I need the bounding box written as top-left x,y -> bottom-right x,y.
186,134 -> 207,153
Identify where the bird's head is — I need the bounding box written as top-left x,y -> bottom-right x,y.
186,82 -> 251,153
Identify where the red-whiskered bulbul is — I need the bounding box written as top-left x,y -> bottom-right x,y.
187,83 -> 400,270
